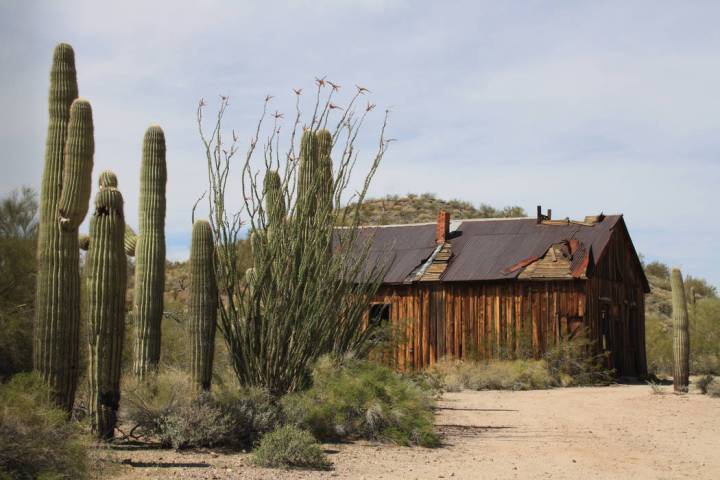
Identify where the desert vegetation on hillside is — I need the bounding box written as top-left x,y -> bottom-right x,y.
643,260 -> 719,376
347,192 -> 526,225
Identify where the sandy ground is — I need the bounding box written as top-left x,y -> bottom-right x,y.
108,383 -> 720,480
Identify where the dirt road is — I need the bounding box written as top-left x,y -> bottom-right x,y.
109,384 -> 720,479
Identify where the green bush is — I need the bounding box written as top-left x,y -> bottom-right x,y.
251,426 -> 331,470
282,357 -> 439,447
0,373 -> 90,479
645,261 -> 670,279
646,298 -> 720,376
0,188 -> 38,380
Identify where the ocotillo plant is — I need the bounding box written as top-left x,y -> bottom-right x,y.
671,268 -> 690,392
133,125 -> 167,377
198,86 -> 391,395
34,43 -> 94,411
189,220 -> 218,391
86,183 -> 127,439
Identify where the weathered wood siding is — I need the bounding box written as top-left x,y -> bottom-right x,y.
584,221 -> 647,376
372,280 -> 589,370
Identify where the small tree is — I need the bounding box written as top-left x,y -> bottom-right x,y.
198,82 -> 391,395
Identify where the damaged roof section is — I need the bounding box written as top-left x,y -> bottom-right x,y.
351,213 -> 627,284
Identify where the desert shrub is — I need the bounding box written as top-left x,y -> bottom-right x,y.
684,275 -> 718,300
646,298 -> 720,376
121,370 -> 281,449
430,334 -> 611,391
543,334 -> 613,386
0,188 -> 38,379
696,375 -> 714,394
251,426 -> 331,470
282,357 -> 439,447
696,375 -> 720,397
706,381 -> 720,398
213,387 -> 283,447
0,373 -> 90,479
121,369 -> 196,442
645,313 -> 673,375
429,358 -> 555,391
156,394 -> 232,449
645,261 -> 670,279
688,299 -> 720,374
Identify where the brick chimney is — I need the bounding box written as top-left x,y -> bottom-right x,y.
436,210 -> 450,244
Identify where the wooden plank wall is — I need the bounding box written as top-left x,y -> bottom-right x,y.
372,280 -> 589,371
585,222 -> 648,376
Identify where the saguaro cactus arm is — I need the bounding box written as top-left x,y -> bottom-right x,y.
58,99 -> 94,230
124,225 -> 137,257
98,170 -> 118,190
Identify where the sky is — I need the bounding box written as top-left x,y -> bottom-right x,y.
1,0 -> 719,287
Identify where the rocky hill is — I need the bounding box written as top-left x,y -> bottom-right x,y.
348,193 -> 526,225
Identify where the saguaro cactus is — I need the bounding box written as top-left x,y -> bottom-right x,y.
86,183 -> 127,439
98,170 -> 117,189
297,129 -> 320,220
671,268 -> 690,393
263,170 -> 285,229
34,43 -> 94,411
124,225 -> 137,257
316,129 -> 334,217
297,129 -> 334,223
189,220 -> 218,390
133,125 -> 167,377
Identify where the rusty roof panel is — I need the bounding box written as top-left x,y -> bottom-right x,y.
441,216 -> 621,281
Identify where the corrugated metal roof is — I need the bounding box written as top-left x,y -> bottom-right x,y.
348,223 -> 437,284
349,215 -> 626,284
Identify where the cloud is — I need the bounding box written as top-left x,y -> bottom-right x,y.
1,0 -> 719,286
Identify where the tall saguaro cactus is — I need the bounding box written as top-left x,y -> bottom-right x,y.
189,220 -> 218,390
34,43 -> 94,411
86,183 -> 127,439
133,125 -> 167,377
671,268 -> 690,392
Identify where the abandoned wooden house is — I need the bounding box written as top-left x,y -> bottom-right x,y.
360,207 -> 649,377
